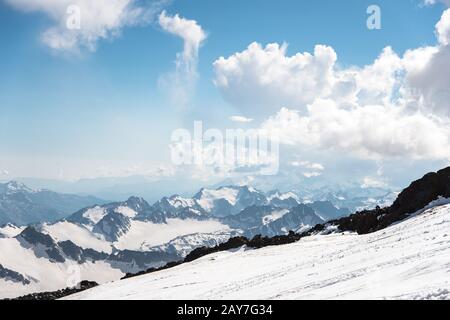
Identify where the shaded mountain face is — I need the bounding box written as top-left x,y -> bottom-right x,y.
223,204 -> 325,238
0,264 -> 31,285
0,181 -> 107,226
252,204 -> 324,238
193,186 -> 268,217
92,212 -> 131,242
308,201 -> 350,221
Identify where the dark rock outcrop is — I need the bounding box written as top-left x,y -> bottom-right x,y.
10,281 -> 98,300
322,167 -> 450,234
108,249 -> 180,273
59,240 -> 109,263
224,204 -> 324,238
0,264 -> 31,285
16,227 -> 66,263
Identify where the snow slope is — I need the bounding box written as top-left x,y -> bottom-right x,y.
41,221 -> 112,253
0,224 -> 25,238
0,236 -> 122,299
113,219 -> 230,251
66,203 -> 450,300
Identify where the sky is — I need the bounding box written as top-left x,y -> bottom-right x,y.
1,0 -> 450,192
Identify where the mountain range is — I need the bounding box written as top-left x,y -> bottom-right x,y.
6,163 -> 446,299
0,181 -> 107,226
0,183 -> 352,298
66,199 -> 450,300
62,167 -> 450,300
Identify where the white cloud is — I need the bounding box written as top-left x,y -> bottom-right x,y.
291,161 -> 325,171
213,42 -> 409,120
424,0 -> 450,7
229,116 -> 254,123
158,11 -> 207,107
436,9 -> 450,45
303,171 -> 322,178
213,42 -> 337,117
158,10 -> 207,72
261,103 -> 450,160
214,9 -> 450,161
4,0 -> 168,51
361,176 -> 388,189
290,161 -> 324,178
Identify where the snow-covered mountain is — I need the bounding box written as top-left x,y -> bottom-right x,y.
57,166 -> 450,300
307,201 -> 350,221
65,201 -> 450,300
0,183 -> 349,298
0,179 -> 349,297
214,175 -> 399,212
3,166 -> 450,299
0,181 -> 107,226
300,185 -> 398,212
0,223 -> 24,239
224,204 -> 325,238
0,168 -> 450,298
0,217 -> 226,298
193,186 -> 268,217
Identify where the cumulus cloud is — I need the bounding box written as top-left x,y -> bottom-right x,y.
158,11 -> 207,107
436,8 -> 450,45
213,9 -> 450,161
261,103 -> 450,160
213,42 -> 337,117
403,9 -> 450,117
4,0 -> 168,51
213,42 -> 405,118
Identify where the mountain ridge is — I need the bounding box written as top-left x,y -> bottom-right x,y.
0,181 -> 107,226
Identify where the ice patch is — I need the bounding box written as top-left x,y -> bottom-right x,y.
83,207 -> 106,224
196,188 -> 239,212
115,206 -> 138,219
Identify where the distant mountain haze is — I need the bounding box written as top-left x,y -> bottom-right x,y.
0,181 -> 107,226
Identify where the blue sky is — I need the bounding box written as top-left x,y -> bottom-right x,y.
1,0 -> 449,191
